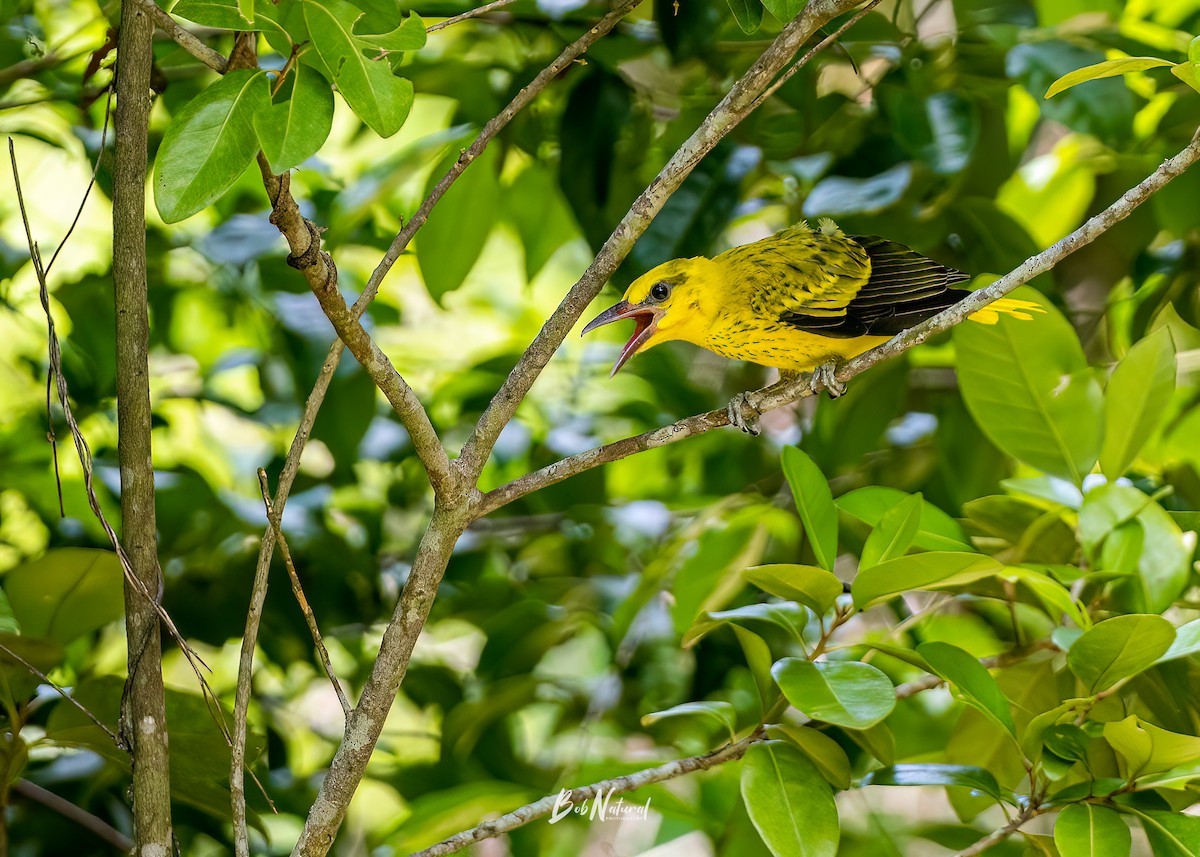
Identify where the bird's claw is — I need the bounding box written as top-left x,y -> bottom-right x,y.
808,362 -> 846,398
727,392 -> 762,435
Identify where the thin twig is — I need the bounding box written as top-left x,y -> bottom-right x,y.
139,0 -> 228,72
746,0 -> 882,113
257,469 -> 351,717
0,641 -> 119,746
475,127 -> 1200,516
955,802 -> 1042,857
12,779 -> 134,851
45,86 -> 113,277
426,0 -> 516,32
412,729 -> 766,857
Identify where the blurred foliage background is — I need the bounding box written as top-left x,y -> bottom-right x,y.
2,0 -> 1200,853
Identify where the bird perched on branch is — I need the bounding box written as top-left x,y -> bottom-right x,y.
583,219 -> 1043,433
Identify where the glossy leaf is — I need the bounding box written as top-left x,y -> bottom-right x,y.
255,63 -> 334,173
771,658 -> 895,729
1134,809 -> 1200,857
641,701 -> 737,739
154,70 -> 270,223
1054,804 -> 1131,857
781,447 -> 837,572
685,602 -> 808,647
172,0 -> 255,28
767,724 -> 852,790
955,286 -> 1103,483
724,0 -> 763,33
1100,326 -> 1176,478
741,742 -> 839,857
1045,56 -> 1174,99
743,565 -> 843,615
859,492 -> 921,569
354,11 -> 426,51
1067,615 -> 1175,693
733,625 -> 776,715
836,487 -> 972,552
1158,619 -> 1200,664
852,552 -> 1003,609
917,642 -> 1015,735
5,549 -> 123,644
863,764 -> 1005,803
759,0 -> 803,23
302,0 -> 413,138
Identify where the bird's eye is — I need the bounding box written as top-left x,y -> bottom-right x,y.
650,282 -> 671,302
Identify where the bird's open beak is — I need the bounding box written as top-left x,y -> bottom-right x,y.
582,299 -> 663,377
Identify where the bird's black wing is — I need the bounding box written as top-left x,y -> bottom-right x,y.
779,236 -> 972,338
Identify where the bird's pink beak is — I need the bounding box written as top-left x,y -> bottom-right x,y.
582,299 -> 663,377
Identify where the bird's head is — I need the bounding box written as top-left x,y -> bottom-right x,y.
582,257 -> 717,376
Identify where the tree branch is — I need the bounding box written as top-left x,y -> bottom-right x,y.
412,729 -> 766,857
140,0 -> 228,72
476,126 -> 1200,516
258,163 -> 456,497
426,0 -> 517,32
111,0 -> 173,849
955,802 -> 1042,857
455,0 -> 867,479
12,780 -> 134,852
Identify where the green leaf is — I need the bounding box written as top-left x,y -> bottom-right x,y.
302,0 -> 413,138
417,144 -> 500,302
743,565 -> 843,615
724,0 -> 763,33
1054,804 -> 1131,857
1003,567 -> 1092,630
255,63 -> 334,174
954,286 -> 1103,483
5,549 -> 123,644
1067,614 -> 1175,693
1044,56 -> 1175,99
852,552 -> 1003,609
771,659 -> 895,729
685,602 -> 808,647
641,701 -> 737,739
0,633 -> 65,709
1100,327 -> 1176,478
0,589 -> 18,635
172,0 -> 255,28
46,676 -> 266,825
1079,483 -> 1191,614
781,447 -> 837,572
1158,619 -> 1200,664
863,764 -> 1004,803
860,492 -> 921,569
506,163 -> 578,281
759,0 -> 804,23
1104,715 -> 1200,779
836,487 -> 972,552
766,724 -> 852,790
733,625 -> 776,716
846,721 -> 895,764
355,11 -> 426,51
1171,61 -> 1200,95
741,742 -> 839,857
1133,809 -> 1200,857
154,70 -> 270,223
917,642 -> 1015,735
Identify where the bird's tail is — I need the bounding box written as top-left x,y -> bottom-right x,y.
967,297 -> 1046,325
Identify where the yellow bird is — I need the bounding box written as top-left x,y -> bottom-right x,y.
583,219 -> 1042,431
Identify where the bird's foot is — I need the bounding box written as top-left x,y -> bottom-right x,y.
808,362 -> 846,398
726,392 -> 762,435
